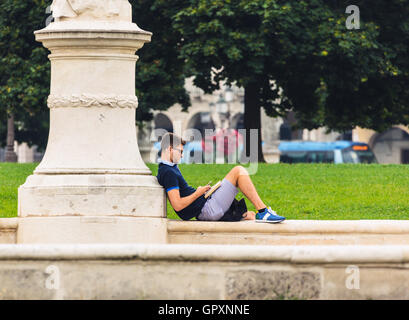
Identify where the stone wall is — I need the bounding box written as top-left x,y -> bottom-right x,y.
0,243 -> 409,299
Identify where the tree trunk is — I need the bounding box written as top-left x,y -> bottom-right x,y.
243,82 -> 265,163
5,113 -> 17,163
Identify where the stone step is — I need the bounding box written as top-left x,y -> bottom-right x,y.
0,218 -> 17,244
168,220 -> 409,245
3,218 -> 409,246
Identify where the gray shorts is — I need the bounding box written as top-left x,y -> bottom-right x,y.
197,179 -> 238,221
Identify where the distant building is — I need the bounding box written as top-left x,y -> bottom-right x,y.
355,126 -> 409,164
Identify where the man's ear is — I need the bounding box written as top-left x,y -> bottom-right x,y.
164,146 -> 173,155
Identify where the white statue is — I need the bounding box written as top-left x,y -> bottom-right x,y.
51,0 -> 77,19
51,0 -> 125,20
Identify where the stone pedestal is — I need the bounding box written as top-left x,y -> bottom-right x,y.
18,0 -> 167,243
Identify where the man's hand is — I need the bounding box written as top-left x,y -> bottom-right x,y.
168,185 -> 211,212
242,211 -> 256,221
196,185 -> 211,196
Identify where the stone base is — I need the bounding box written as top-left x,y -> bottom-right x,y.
17,216 -> 167,244
18,174 -> 166,218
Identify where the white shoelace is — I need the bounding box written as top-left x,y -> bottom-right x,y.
267,207 -> 279,216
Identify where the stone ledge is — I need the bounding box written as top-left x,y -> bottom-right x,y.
3,219 -> 409,246
0,243 -> 409,264
168,220 -> 409,245
0,218 -> 18,230
168,220 -> 409,234
0,219 -> 18,245
16,216 -> 167,244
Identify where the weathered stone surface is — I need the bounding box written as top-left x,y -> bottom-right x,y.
323,267 -> 409,300
168,220 -> 409,246
225,269 -> 321,300
0,261 -> 224,300
0,244 -> 408,299
0,266 -> 53,300
0,231 -> 16,244
19,175 -> 165,217
17,0 -> 162,234
0,219 -> 18,244
5,219 -> 409,246
17,217 -> 167,244
51,0 -> 130,21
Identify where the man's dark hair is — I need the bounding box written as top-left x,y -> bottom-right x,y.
160,133 -> 186,152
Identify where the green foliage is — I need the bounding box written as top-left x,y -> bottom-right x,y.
0,1 -> 192,147
0,0 -> 50,150
173,0 -> 409,132
1,0 -> 408,149
130,0 -> 191,122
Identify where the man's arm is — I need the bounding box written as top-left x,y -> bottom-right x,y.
167,186 -> 210,212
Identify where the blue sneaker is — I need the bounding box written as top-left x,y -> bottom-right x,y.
255,207 -> 285,223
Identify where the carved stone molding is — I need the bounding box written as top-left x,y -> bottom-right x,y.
47,94 -> 139,109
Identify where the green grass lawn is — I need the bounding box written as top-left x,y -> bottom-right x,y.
1,162 -> 408,219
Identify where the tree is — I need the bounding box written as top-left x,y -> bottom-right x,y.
173,0 -> 409,161
0,1 -> 193,153
0,0 -> 50,152
319,0 -> 409,133
3,0 -> 408,164
130,0 -> 191,123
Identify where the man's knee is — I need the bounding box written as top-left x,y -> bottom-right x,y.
226,166 -> 247,187
234,165 -> 248,176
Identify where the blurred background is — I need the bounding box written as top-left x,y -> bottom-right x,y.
1,0 -> 409,165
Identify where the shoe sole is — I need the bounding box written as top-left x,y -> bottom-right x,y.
255,219 -> 285,224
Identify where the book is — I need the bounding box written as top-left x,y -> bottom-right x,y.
204,181 -> 222,199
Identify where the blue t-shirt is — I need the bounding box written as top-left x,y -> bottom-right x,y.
157,162 -> 207,220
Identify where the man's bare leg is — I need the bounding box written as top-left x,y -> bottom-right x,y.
224,166 -> 266,211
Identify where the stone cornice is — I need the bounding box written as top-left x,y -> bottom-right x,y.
47,94 -> 138,109
0,243 -> 408,263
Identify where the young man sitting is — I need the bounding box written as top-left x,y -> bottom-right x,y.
156,133 -> 286,223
